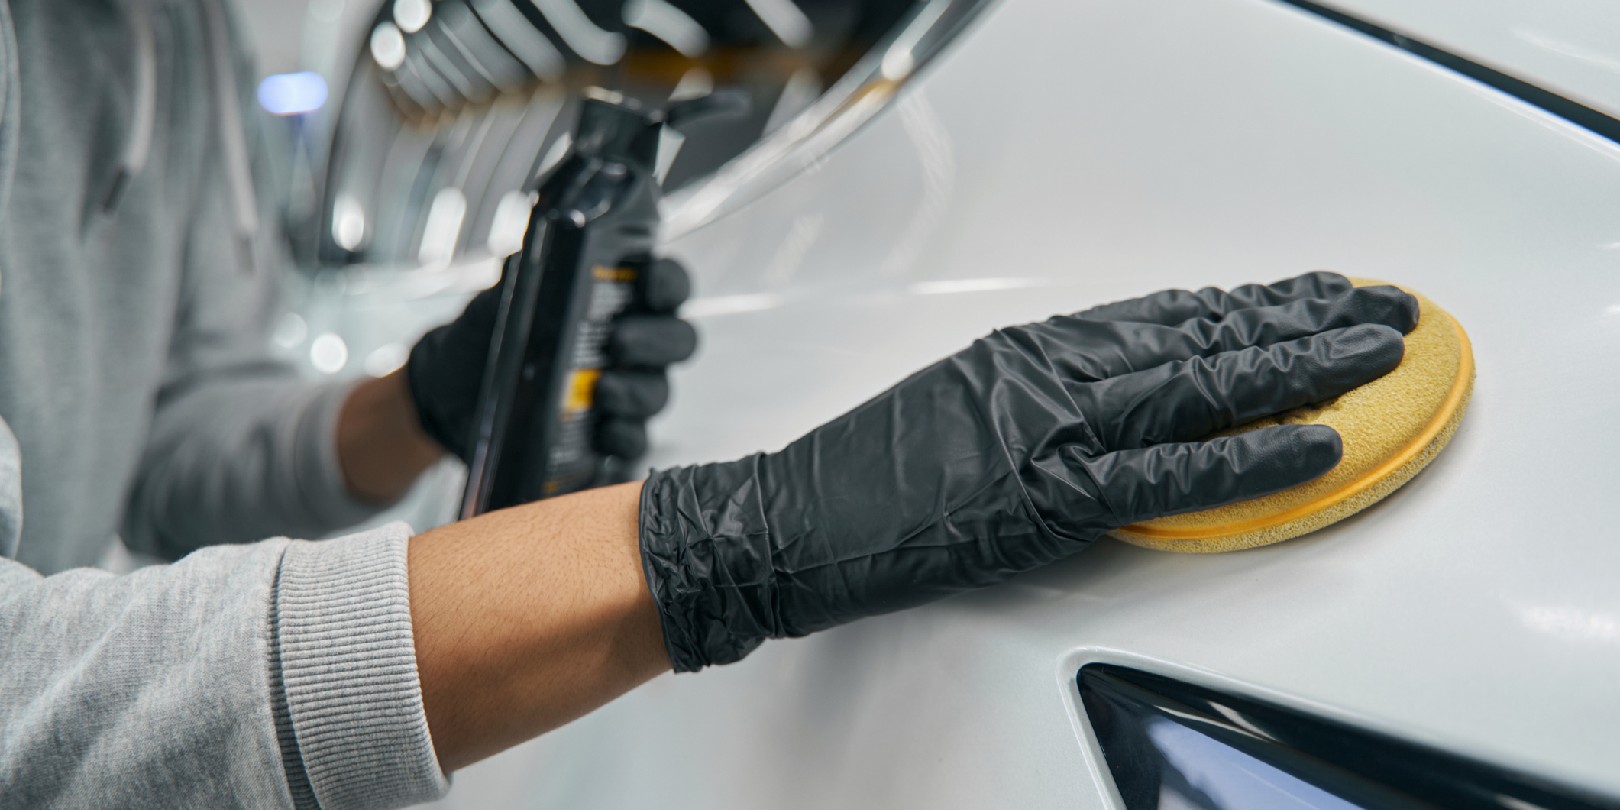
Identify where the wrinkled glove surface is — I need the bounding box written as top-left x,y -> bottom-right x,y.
406,256 -> 698,464
639,272 -> 1420,671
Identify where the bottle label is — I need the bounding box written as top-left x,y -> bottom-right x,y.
543,264 -> 636,495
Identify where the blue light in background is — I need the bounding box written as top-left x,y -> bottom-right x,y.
257,71 -> 329,116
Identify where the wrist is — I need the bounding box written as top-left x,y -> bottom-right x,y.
336,371 -> 446,504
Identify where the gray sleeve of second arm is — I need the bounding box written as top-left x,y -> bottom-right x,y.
120,0 -> 394,558
119,102 -> 384,558
122,353 -> 382,559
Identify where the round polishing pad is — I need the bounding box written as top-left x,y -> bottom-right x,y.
1112,279 -> 1474,553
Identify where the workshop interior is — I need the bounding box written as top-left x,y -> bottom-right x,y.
237,0 -> 1619,807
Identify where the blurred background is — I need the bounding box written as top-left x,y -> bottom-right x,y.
235,0 -> 986,528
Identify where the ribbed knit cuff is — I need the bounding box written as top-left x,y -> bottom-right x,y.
291,380 -> 389,530
273,522 -> 448,810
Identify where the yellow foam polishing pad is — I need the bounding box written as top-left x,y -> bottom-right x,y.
1111,279 -> 1474,553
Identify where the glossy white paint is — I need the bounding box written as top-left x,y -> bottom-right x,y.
430,0 -> 1620,805
1320,0 -> 1620,121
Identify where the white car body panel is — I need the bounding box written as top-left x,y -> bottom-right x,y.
427,0 -> 1620,805
1318,0 -> 1620,121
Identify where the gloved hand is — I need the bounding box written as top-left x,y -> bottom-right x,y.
406,256 -> 698,464
638,272 -> 1419,671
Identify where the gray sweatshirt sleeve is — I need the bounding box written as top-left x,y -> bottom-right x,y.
121,349 -> 379,559
0,518 -> 449,809
120,1 -> 385,559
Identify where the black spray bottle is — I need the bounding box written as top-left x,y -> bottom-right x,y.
460,89 -> 742,518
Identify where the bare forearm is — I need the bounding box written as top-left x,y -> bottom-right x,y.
338,370 -> 668,769
335,371 -> 444,503
408,481 -> 669,772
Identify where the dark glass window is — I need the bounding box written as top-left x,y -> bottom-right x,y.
1079,664 -> 1617,810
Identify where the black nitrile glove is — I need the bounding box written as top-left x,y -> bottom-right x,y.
639,272 -> 1419,671
406,256 -> 697,463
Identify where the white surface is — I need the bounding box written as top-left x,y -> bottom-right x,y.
1318,0 -> 1620,121
432,0 -> 1620,805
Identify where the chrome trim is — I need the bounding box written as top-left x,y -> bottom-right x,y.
661,0 -> 998,239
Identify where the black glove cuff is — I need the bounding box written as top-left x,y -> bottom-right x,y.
638,457 -> 777,672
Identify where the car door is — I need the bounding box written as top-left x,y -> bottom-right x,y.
426,0 -> 1620,806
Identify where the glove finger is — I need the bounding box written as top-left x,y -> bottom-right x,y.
639,257 -> 693,313
1084,323 -> 1404,450
595,369 -> 670,419
595,417 -> 649,459
1081,425 -> 1343,526
1076,271 -> 1352,326
610,315 -> 699,367
1038,285 -> 1417,380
